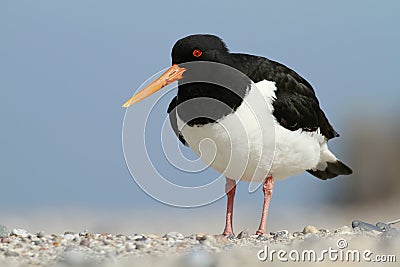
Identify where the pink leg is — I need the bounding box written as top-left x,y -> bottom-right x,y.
256,176 -> 274,235
222,177 -> 236,236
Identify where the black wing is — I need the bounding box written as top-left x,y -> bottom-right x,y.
167,96 -> 188,146
232,53 -> 339,139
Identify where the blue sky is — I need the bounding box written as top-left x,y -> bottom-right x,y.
0,1 -> 399,218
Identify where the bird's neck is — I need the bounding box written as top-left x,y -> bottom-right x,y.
176,64 -> 251,126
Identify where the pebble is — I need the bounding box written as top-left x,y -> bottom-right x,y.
164,232 -> 184,240
256,234 -> 269,241
292,231 -> 302,238
37,231 -> 45,238
334,225 -> 353,234
132,235 -> 147,241
273,230 -> 289,240
0,225 -> 9,238
11,228 -> 29,238
236,229 -> 249,239
63,233 -> 76,241
302,225 -> 319,234
33,240 -> 42,246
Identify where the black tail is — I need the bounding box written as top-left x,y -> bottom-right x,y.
307,160 -> 353,180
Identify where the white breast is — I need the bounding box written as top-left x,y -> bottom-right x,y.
176,80 -> 326,182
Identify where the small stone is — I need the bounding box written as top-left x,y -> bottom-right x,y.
132,235 -> 147,241
237,229 -> 250,239
37,231 -> 45,238
5,251 -> 20,257
64,231 -> 75,235
63,233 -> 76,240
292,231 -> 302,238
302,225 -> 319,234
50,234 -> 58,239
164,232 -> 184,240
334,226 -> 353,234
318,229 -> 329,237
256,234 -> 269,241
374,223 -> 389,233
85,233 -> 94,238
0,225 -> 9,238
79,229 -> 89,236
1,237 -> 10,243
194,233 -> 208,240
11,228 -> 29,238
273,230 -> 289,240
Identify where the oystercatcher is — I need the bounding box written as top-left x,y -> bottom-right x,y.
123,34 -> 352,236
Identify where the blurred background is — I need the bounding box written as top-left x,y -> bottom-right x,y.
0,0 -> 399,235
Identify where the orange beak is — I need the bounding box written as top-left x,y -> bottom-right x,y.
122,64 -> 186,108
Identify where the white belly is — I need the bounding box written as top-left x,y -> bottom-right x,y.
177,80 -> 325,182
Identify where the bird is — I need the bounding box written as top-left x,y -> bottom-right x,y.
122,34 -> 353,237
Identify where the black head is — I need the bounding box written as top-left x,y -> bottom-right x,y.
171,34 -> 231,65
169,35 -> 251,126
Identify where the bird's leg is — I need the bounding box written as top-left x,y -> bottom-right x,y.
222,177 -> 236,237
256,176 -> 274,235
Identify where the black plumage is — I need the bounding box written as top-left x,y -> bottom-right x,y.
168,34 -> 338,141
167,96 -> 187,146
230,53 -> 340,139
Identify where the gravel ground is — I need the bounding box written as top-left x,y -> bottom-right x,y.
0,224 -> 398,267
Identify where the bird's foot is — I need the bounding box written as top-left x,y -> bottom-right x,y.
222,229 -> 235,237
256,229 -> 265,235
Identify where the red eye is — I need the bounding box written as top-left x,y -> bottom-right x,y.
193,49 -> 202,57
